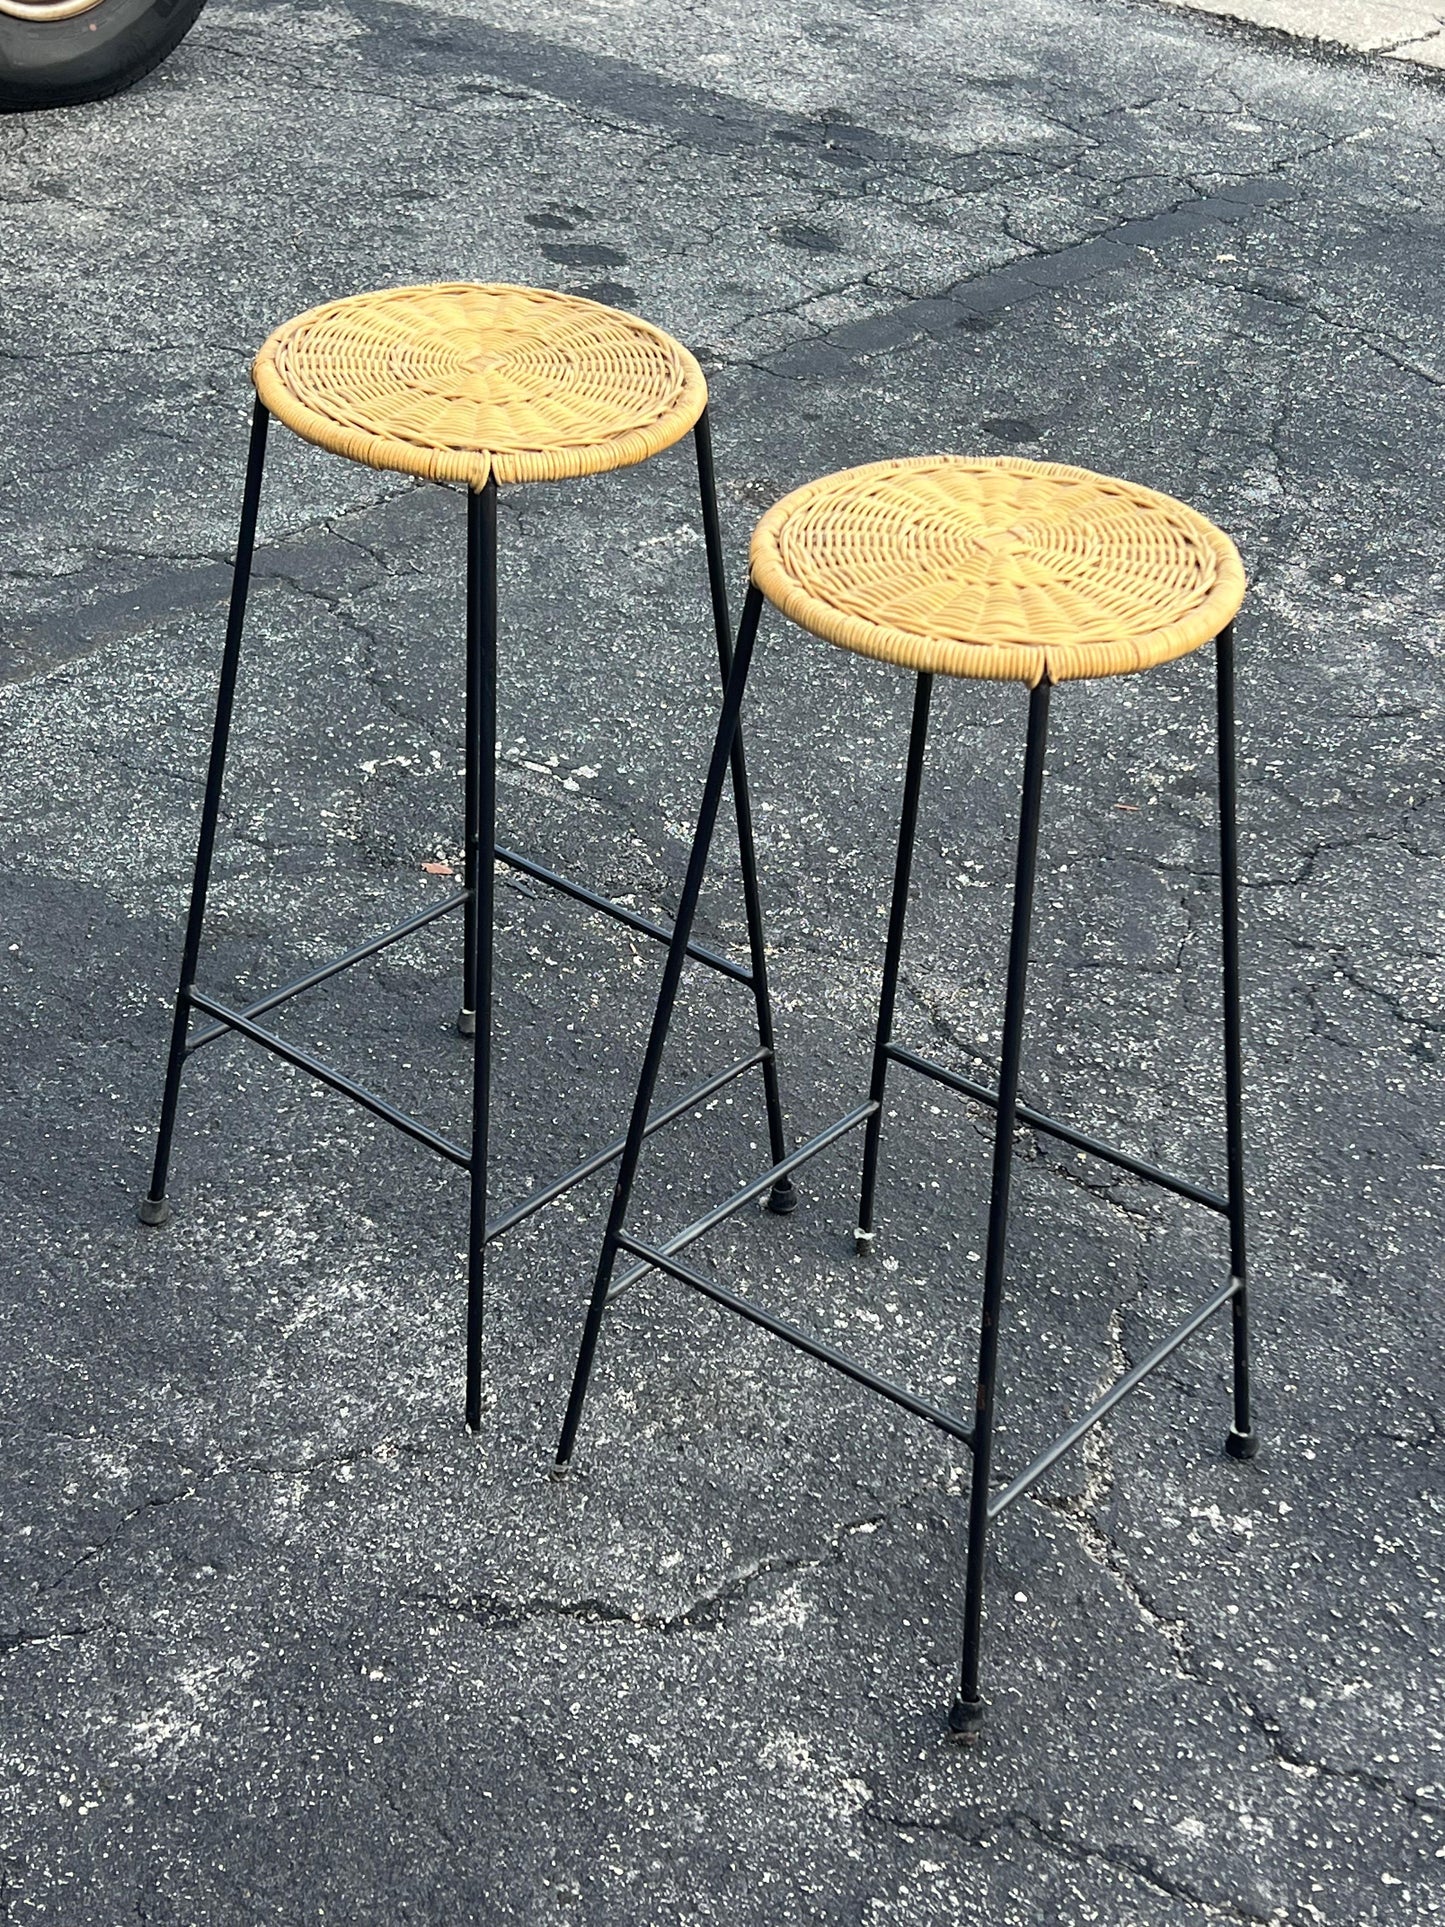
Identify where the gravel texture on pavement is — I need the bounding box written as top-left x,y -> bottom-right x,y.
0,1 -> 1441,1920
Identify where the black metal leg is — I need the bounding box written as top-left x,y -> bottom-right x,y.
458,493 -> 484,1040
855,673 -> 934,1254
693,411 -> 796,1216
140,399 -> 271,1227
1216,625 -> 1258,1462
464,480 -> 499,1432
951,679 -> 1052,1738
554,583 -> 765,1472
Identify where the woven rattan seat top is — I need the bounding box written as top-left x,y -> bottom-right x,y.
750,455 -> 1245,686
252,283 -> 708,489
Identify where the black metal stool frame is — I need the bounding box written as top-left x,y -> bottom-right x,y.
140,398 -> 796,1431
555,580 -> 1258,1735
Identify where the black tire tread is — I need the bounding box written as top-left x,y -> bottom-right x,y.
0,0 -> 207,110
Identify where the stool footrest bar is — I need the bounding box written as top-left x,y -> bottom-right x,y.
496,846 -> 752,986
188,991 -> 471,1166
187,836 -> 755,1062
885,1043 -> 1229,1215
187,892 -> 470,1053
187,998 -> 768,1227
484,1047 -> 771,1242
987,1274 -> 1243,1519
615,1234 -> 975,1446
607,1101 -> 878,1300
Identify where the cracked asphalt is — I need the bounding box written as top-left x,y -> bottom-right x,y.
1,0 -> 1441,1920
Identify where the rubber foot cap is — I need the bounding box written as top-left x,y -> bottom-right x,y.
138,1197 -> 171,1228
457,1008 -> 477,1038
1225,1425 -> 1260,1461
947,1697 -> 986,1742
548,1459 -> 572,1483
854,1228 -> 875,1257
766,1177 -> 800,1217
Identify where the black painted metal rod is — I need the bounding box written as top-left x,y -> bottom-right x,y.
187,991 -> 470,1166
987,1273 -> 1243,1520
884,1042 -> 1229,1215
186,892 -> 469,1053
483,1047 -> 771,1242
615,1234 -> 975,1446
606,1101 -> 877,1300
494,845 -> 751,986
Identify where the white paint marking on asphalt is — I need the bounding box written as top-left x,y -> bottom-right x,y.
1160,0 -> 1445,65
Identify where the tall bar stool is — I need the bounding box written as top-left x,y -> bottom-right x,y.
139,282 -> 796,1430
555,454 -> 1259,1734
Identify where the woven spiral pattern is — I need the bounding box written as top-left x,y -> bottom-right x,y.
750,455 -> 1245,685
252,283 -> 708,489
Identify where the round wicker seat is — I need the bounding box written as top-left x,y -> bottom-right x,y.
750,455 -> 1246,686
252,282 -> 708,490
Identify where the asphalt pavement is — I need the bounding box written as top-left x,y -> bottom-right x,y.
1,1 -> 1441,1920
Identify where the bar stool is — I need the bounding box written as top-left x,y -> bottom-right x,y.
554,454 -> 1259,1734
139,282 -> 796,1430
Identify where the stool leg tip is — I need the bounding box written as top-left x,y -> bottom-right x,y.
1225,1425 -> 1260,1461
138,1196 -> 172,1229
549,1457 -> 572,1483
947,1696 -> 986,1743
457,1008 -> 478,1038
766,1177 -> 799,1217
854,1226 -> 876,1257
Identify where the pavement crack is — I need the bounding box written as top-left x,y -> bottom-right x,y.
9,1437 -> 448,1632
1166,259 -> 1445,392
408,1494 -> 927,1636
1226,1691 -> 1443,1818
1008,1814 -> 1291,1924
865,1805 -> 1290,1922
1023,1405 -> 1441,1817
0,1621 -> 108,1658
892,968 -> 1157,1224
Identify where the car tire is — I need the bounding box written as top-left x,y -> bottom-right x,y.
0,0 -> 207,110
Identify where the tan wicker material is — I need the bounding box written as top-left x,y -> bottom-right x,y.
750,455 -> 1245,686
252,283 -> 708,489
